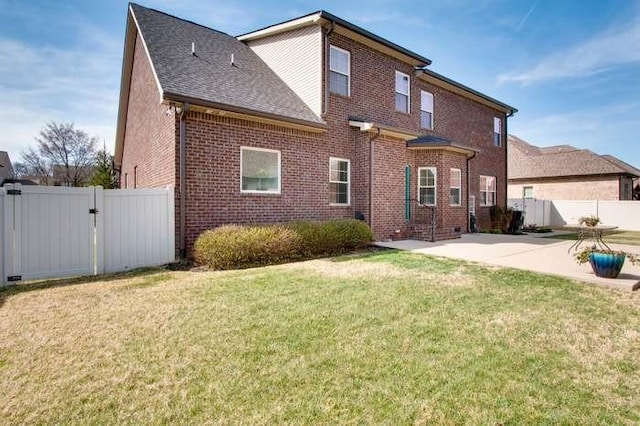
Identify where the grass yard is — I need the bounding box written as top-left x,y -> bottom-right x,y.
1,250 -> 639,424
547,230 -> 640,246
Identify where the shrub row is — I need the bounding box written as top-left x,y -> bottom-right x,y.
194,219 -> 374,270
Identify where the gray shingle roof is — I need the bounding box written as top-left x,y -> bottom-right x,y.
508,135 -> 640,179
601,155 -> 640,177
0,151 -> 14,181
130,3 -> 324,126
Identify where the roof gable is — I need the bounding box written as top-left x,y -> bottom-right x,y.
129,3 -> 324,126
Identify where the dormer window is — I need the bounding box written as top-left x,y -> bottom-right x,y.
329,46 -> 350,96
395,71 -> 410,113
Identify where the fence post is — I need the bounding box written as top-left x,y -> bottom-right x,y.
0,186 -> 4,286
3,183 -> 22,285
94,186 -> 105,275
166,186 -> 176,262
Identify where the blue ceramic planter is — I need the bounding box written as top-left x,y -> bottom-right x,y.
589,252 -> 626,278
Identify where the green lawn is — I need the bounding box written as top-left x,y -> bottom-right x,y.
1,251 -> 639,424
547,230 -> 640,246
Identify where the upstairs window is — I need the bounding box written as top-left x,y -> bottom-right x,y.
418,167 -> 436,206
494,117 -> 502,147
395,71 -> 410,113
523,186 -> 533,198
329,46 -> 350,96
450,168 -> 461,205
241,147 -> 281,193
329,158 -> 350,205
480,175 -> 496,206
420,91 -> 434,129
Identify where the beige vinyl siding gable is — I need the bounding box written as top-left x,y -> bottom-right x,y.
246,26 -> 323,117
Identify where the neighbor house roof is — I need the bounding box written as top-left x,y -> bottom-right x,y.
0,151 -> 14,181
600,155 -> 640,177
508,135 -> 640,180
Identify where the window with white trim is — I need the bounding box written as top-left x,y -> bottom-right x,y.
418,167 -> 436,205
329,46 -> 350,96
480,175 -> 496,206
523,186 -> 533,198
450,168 -> 461,206
240,147 -> 281,193
329,158 -> 350,205
395,71 -> 410,113
420,91 -> 434,129
494,117 -> 502,147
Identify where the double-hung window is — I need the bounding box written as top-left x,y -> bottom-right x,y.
450,168 -> 461,206
418,167 -> 436,206
420,91 -> 434,129
329,158 -> 350,205
479,175 -> 496,206
329,46 -> 350,96
494,117 -> 502,147
395,71 -> 410,113
240,147 -> 281,193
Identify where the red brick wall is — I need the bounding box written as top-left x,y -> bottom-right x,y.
412,150 -> 468,231
120,33 -> 178,190
181,112 -> 353,252
326,32 -> 507,234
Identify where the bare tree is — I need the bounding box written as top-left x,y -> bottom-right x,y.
19,122 -> 98,186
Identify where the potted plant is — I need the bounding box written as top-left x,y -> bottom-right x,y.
578,215 -> 600,227
574,246 -> 639,278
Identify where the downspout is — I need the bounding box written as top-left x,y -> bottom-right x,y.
179,102 -> 190,259
368,128 -> 381,229
322,21 -> 335,118
504,109 -> 514,209
466,151 -> 476,232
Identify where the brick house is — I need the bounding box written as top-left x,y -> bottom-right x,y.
508,135 -> 640,201
115,4 -> 517,257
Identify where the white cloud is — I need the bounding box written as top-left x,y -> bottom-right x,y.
0,37 -> 120,161
498,16 -> 640,85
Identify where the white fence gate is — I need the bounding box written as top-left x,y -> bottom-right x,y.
1,184 -> 175,286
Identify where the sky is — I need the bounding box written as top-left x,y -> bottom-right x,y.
1,0 -> 639,169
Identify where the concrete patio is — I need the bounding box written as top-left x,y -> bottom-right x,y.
376,232 -> 640,292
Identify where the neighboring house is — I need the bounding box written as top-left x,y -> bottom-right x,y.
51,165 -> 95,187
0,151 -> 15,183
115,4 -> 517,256
508,135 -> 640,201
15,165 -> 95,187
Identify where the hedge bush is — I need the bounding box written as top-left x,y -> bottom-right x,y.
193,224 -> 301,270
194,219 -> 373,270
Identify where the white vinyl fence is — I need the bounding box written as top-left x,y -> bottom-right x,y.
1,184 -> 175,286
508,198 -> 640,231
508,198 -> 552,228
